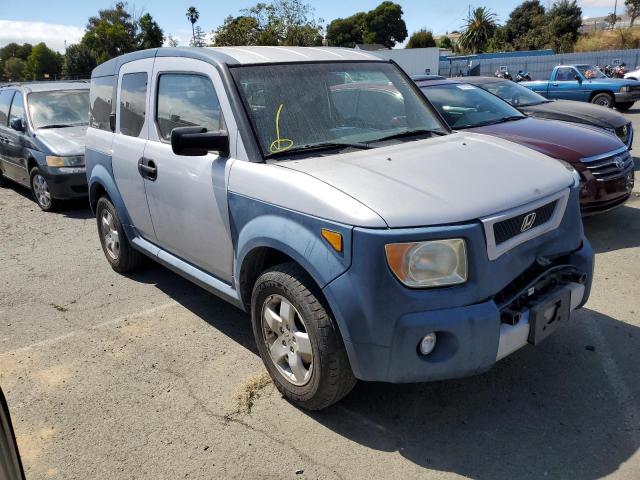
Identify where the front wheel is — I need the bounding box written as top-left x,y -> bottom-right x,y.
30,167 -> 58,211
591,93 -> 614,108
96,197 -> 143,273
616,101 -> 634,112
251,263 -> 356,410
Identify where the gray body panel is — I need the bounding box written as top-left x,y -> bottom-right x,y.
35,126 -> 87,157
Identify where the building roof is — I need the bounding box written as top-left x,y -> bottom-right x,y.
93,46 -> 382,77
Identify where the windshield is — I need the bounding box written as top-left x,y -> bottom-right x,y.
475,80 -> 548,107
230,62 -> 447,157
28,90 -> 89,129
420,83 -> 525,130
576,65 -> 607,79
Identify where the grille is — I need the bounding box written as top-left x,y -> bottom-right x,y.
615,123 -> 632,146
583,151 -> 634,181
493,200 -> 558,245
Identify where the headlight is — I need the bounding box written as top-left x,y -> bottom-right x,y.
558,159 -> 581,187
385,239 -> 467,288
45,155 -> 85,167
620,85 -> 630,93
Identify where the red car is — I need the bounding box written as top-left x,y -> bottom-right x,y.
412,78 -> 634,215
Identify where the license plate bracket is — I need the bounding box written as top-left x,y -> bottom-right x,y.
527,287 -> 571,345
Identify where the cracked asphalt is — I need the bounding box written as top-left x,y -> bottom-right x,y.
1,114 -> 640,480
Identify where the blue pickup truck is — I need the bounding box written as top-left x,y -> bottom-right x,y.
521,64 -> 640,112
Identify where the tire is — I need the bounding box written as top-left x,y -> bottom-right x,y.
29,167 -> 58,211
591,92 -> 614,108
616,101 -> 634,112
95,196 -> 143,273
251,262 -> 356,410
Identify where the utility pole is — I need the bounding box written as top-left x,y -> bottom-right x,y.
614,0 -> 618,29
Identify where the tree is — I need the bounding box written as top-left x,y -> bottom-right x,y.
166,35 -> 180,47
485,26 -> 512,52
4,58 -> 25,81
214,16 -> 260,46
362,1 -> 407,48
0,43 -> 32,64
605,12 -> 621,30
459,7 -> 497,53
190,26 -> 207,47
62,43 -> 97,79
504,0 -> 547,50
82,2 -> 138,63
186,6 -> 200,47
23,43 -> 62,80
406,29 -> 436,48
627,0 -> 640,26
138,13 -> 165,49
545,0 -> 582,53
213,0 -> 323,47
438,36 -> 454,50
326,13 -> 366,47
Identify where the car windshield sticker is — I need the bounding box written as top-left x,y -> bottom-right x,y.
269,103 -> 294,153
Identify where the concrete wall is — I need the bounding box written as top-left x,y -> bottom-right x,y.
439,49 -> 640,79
370,48 -> 441,76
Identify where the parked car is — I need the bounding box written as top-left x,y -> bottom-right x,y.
624,66 -> 640,81
520,64 -> 640,111
0,82 -> 90,211
463,76 -> 633,149
0,387 -> 25,480
415,78 -> 634,215
87,47 -> 593,410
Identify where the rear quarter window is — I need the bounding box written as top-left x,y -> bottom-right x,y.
90,76 -> 115,131
119,72 -> 148,138
0,90 -> 16,126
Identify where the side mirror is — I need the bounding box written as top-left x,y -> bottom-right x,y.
575,75 -> 582,83
171,126 -> 229,157
9,118 -> 24,132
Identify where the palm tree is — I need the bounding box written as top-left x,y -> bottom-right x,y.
459,7 -> 497,54
186,6 -> 200,46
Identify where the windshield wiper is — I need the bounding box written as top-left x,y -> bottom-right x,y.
367,129 -> 446,144
265,141 -> 371,159
38,124 -> 77,129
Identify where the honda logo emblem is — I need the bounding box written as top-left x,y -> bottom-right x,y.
521,212 -> 537,232
614,156 -> 625,170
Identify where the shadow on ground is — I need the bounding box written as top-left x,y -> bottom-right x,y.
583,199 -> 640,253
2,181 -> 93,219
303,308 -> 640,479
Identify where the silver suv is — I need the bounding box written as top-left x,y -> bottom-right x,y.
86,47 -> 594,410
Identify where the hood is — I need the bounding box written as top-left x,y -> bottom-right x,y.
470,117 -> 624,163
276,132 -> 574,228
522,99 -> 628,130
584,77 -> 639,87
34,125 -> 87,157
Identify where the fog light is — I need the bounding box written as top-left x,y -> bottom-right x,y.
419,333 -> 437,355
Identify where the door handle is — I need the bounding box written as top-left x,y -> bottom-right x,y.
138,157 -> 157,181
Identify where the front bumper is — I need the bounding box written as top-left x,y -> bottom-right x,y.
614,91 -> 640,103
579,168 -> 634,216
41,166 -> 88,199
322,188 -> 593,383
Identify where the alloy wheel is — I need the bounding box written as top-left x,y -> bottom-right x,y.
32,174 -> 51,209
101,210 -> 120,260
261,294 -> 313,386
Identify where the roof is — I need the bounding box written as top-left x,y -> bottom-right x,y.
92,46 -> 382,78
463,76 -> 505,83
0,81 -> 89,93
410,74 -> 445,81
413,77 -> 461,87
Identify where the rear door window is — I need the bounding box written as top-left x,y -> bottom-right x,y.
155,74 -> 223,141
0,90 -> 15,126
119,72 -> 148,137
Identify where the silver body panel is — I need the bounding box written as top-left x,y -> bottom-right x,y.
278,132 -> 574,228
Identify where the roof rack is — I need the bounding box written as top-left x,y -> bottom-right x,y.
0,79 -> 90,88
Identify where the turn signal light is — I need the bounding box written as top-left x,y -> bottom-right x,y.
321,229 -> 343,252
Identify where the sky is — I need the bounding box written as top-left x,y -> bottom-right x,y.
0,0 -> 623,52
